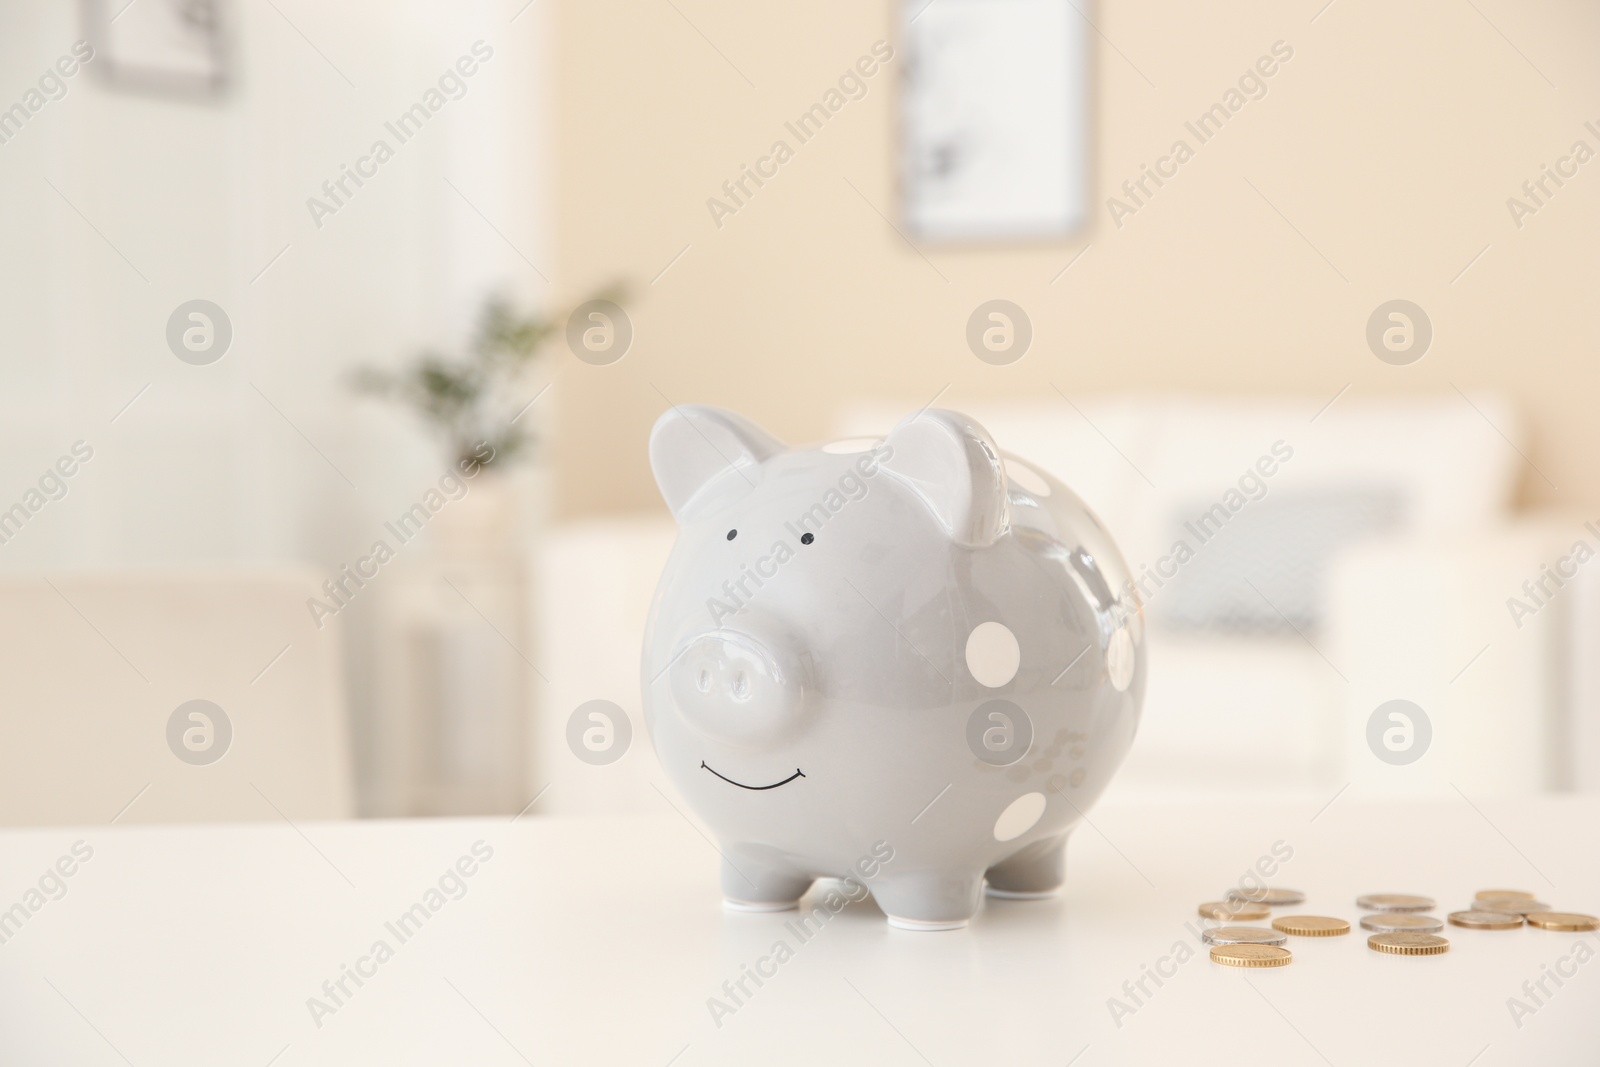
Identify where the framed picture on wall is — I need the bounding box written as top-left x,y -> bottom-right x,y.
83,0 -> 228,100
901,0 -> 1091,242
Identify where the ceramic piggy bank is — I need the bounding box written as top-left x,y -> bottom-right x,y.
641,406 -> 1144,930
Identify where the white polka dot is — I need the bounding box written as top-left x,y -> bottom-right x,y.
822,438 -> 880,454
993,792 -> 1047,842
965,622 -> 1020,688
1108,627 -> 1135,692
1004,459 -> 1051,497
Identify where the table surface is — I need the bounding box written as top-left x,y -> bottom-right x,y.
0,796 -> 1596,1066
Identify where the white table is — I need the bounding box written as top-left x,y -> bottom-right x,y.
1,797 -> 1596,1065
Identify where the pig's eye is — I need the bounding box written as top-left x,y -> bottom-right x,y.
800,532 -> 815,545
726,529 -> 737,541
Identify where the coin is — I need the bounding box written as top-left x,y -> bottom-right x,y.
1357,893 -> 1435,912
1524,912 -> 1600,932
1272,915 -> 1351,937
1448,910 -> 1524,930
1210,943 -> 1292,968
1475,889 -> 1536,904
1476,899 -> 1551,916
1202,925 -> 1289,947
1199,901 -> 1270,921
1369,932 -> 1450,956
1225,887 -> 1305,907
1360,913 -> 1443,933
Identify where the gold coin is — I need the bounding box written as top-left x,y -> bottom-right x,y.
1199,901 -> 1270,921
1475,889 -> 1536,904
1210,943 -> 1293,968
1356,893 -> 1435,912
1477,899 -> 1551,916
1272,915 -> 1351,937
1226,887 -> 1305,907
1524,912 -> 1600,932
1448,910 -> 1524,930
1360,913 -> 1443,933
1369,932 -> 1450,956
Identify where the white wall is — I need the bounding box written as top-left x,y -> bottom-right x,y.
0,0 -> 549,571
0,0 -> 552,813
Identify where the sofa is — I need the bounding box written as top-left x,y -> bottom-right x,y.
532,394 -> 1599,812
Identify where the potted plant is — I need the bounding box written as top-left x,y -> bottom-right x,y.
347,289 -> 618,815
350,289 -> 617,551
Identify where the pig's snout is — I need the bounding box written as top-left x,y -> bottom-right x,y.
669,630 -> 805,746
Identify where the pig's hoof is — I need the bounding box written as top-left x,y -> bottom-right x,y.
721,856 -> 809,912
870,871 -> 983,931
886,914 -> 969,932
984,885 -> 1061,900
983,833 -> 1068,899
723,896 -> 800,913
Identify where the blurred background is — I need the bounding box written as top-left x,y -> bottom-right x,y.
2,0 -> 1599,827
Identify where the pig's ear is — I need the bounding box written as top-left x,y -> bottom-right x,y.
649,405 -> 785,522
880,410 -> 1010,547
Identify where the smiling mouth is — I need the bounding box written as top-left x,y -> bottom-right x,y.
700,762 -> 806,790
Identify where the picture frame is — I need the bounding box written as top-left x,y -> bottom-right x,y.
82,0 -> 228,100
901,0 -> 1091,243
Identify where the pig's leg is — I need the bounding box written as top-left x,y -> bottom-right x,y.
721,856 -> 812,912
984,833 -> 1068,899
870,869 -> 985,930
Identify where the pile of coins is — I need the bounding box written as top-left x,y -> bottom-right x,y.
1197,886 -> 1598,968
1446,888 -> 1598,934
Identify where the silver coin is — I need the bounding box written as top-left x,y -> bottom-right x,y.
1476,898 -> 1551,915
1202,925 -> 1288,947
1449,910 -> 1526,930
1360,912 -> 1444,933
1225,887 -> 1305,907
1356,893 -> 1435,912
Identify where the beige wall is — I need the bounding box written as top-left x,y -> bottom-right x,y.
551,0 -> 1600,519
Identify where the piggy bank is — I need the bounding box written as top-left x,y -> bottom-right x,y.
641,405 -> 1144,930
